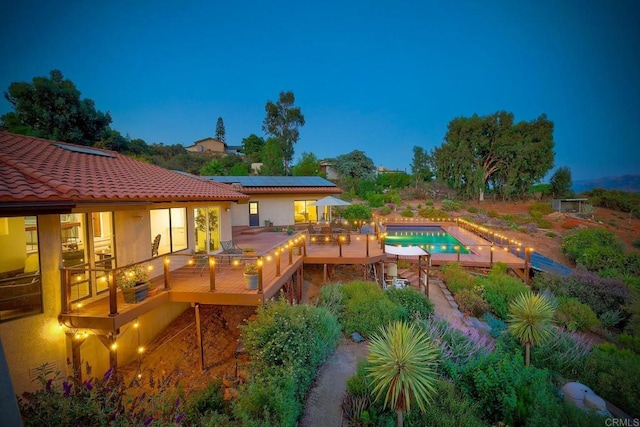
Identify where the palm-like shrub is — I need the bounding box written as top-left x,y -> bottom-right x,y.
367,321 -> 439,427
507,292 -> 556,366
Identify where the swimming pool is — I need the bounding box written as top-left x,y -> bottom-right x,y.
385,226 -> 470,254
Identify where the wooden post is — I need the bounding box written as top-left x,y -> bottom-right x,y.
258,257 -> 263,293
490,245 -> 494,267
70,333 -> 83,383
109,334 -> 118,375
323,264 -> 328,283
195,303 -> 204,371
366,234 -> 370,257
108,270 -> 118,317
338,237 -> 343,257
61,269 -> 72,314
289,245 -> 293,265
524,248 -> 531,285
163,256 -> 171,290
288,279 -> 293,304
418,256 -> 422,294
276,250 -> 281,276
456,245 -> 460,262
209,255 -> 216,291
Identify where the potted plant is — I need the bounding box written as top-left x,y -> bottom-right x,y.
117,264 -> 150,303
242,247 -> 257,256
244,263 -> 259,290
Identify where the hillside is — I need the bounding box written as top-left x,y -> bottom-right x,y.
574,174 -> 640,194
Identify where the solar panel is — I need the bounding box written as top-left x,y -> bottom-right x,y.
54,143 -> 116,158
209,176 -> 336,187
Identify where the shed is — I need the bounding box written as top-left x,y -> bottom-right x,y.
552,198 -> 588,213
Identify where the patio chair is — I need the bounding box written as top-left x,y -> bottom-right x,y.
220,240 -> 243,264
151,234 -> 161,257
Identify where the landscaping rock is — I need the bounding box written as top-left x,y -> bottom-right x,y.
351,332 -> 365,343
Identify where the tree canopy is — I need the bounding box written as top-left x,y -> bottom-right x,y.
262,91 -> 305,173
214,116 -> 226,142
1,70 -> 112,145
292,152 -> 321,176
332,150 -> 376,180
241,134 -> 265,164
432,111 -> 554,201
410,146 -> 432,187
259,138 -> 285,175
550,167 -> 573,198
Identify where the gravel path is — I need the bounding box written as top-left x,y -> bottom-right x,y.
300,337 -> 368,427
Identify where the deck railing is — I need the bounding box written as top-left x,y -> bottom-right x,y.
60,234 -> 307,318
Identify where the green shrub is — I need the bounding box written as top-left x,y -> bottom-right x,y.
533,269 -> 630,317
425,200 -> 434,207
403,379 -> 487,427
581,344 -> 640,417
546,231 -> 557,238
317,284 -> 345,318
441,199 -> 462,211
455,288 -> 489,318
480,266 -> 529,319
385,287 -> 434,320
449,349 -> 566,426
378,205 -> 392,216
339,281 -> 406,337
487,209 -> 500,218
183,379 -> 228,425
534,217 -> 553,229
556,297 -> 601,332
441,263 -> 476,294
561,228 -> 625,271
237,300 -> 341,425
529,202 -> 554,217
467,206 -> 479,214
582,188 -> 640,217
418,207 -> 449,219
483,313 -> 506,337
400,208 -> 414,217
531,328 -> 593,378
633,239 -> 640,249
367,193 -> 385,208
618,333 -> 640,355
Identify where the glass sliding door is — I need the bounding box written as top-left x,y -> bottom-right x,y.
195,207 -> 220,252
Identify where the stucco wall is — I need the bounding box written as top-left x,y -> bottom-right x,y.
231,195 -> 326,227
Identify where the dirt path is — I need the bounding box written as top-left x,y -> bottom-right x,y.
300,337 -> 368,427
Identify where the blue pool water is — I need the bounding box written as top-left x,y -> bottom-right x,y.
385,226 -> 470,254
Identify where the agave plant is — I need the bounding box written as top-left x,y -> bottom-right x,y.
366,321 -> 439,427
507,292 -> 556,366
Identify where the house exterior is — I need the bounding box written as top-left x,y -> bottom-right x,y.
0,131 -> 249,395
206,176 -> 342,227
552,198 -> 588,213
185,137 -> 242,155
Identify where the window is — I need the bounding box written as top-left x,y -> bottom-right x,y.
150,208 -> 188,255
294,200 -> 318,223
61,212 -> 115,302
0,216 -> 42,322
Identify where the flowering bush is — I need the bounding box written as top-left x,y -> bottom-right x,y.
116,264 -> 149,289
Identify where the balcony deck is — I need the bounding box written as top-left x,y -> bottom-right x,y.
58,224 -> 527,331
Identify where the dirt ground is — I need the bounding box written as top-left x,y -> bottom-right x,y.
119,200 -> 640,417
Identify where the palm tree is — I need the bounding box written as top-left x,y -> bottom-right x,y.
366,321 -> 439,427
507,292 -> 556,366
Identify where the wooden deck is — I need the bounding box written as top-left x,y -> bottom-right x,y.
58,225 -> 527,331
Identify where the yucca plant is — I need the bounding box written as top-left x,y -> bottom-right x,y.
366,321 -> 439,427
507,292 -> 556,366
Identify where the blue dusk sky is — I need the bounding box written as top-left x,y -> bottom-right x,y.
1,0 -> 638,181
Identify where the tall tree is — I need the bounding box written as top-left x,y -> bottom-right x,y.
432,111 -> 554,201
367,321 -> 439,427
292,152 -> 321,176
508,292 -> 555,366
262,91 -> 305,173
241,134 -> 265,164
215,116 -> 226,142
332,150 -> 376,180
549,166 -> 574,198
410,146 -> 432,187
1,70 -> 112,145
259,138 -> 285,175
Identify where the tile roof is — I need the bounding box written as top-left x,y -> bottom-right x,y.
0,132 -> 249,207
206,176 -> 342,195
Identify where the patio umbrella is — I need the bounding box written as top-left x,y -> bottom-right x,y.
309,195 -> 351,223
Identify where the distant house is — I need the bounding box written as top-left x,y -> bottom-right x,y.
185,137 -> 242,155
0,131 -> 249,395
319,160 -> 338,180
206,176 -> 343,227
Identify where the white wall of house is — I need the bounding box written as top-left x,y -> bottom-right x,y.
230,194 -> 328,227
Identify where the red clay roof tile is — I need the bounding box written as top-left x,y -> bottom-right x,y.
0,132 -> 249,205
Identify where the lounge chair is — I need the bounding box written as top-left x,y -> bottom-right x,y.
151,234 -> 161,257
